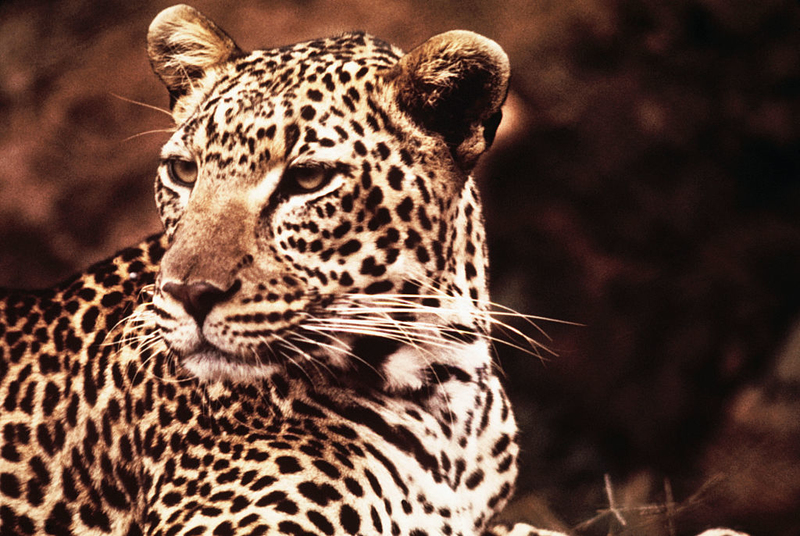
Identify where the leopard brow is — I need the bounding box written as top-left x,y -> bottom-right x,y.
247,166 -> 285,208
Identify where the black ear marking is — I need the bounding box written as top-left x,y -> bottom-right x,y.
482,109 -> 503,147
384,30 -> 510,171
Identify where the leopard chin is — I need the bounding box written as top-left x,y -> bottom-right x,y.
180,348 -> 280,383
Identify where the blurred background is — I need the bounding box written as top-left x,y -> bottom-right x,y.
1,0 -> 799,534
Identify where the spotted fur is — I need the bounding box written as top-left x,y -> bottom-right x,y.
0,5 -> 755,536
0,4 -> 529,535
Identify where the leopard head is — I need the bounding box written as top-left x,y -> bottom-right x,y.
147,4 -> 510,388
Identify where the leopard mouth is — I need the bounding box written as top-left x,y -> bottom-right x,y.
173,328 -> 364,382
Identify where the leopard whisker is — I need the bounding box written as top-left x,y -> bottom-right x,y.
103,305 -> 157,346
260,335 -> 316,385
302,321 -> 448,348
122,129 -> 178,142
110,92 -> 173,117
292,330 -> 388,382
132,335 -> 190,385
282,337 -> 338,382
331,292 -> 561,358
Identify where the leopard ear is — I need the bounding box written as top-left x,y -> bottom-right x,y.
385,30 -> 510,171
147,4 -> 241,108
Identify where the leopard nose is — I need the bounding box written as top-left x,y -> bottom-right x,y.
162,281 -> 239,325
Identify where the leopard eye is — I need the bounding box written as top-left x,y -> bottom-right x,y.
166,158 -> 198,187
282,165 -> 332,194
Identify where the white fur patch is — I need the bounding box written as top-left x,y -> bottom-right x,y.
381,345 -> 430,392
182,351 -> 280,382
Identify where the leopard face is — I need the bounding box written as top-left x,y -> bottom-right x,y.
148,6 -> 510,388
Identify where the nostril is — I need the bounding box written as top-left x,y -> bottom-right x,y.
163,281 -> 236,325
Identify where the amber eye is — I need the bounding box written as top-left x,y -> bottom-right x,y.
166,158 -> 198,187
282,165 -> 332,194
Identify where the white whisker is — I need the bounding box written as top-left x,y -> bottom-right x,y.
110,92 -> 172,117
122,129 -> 177,142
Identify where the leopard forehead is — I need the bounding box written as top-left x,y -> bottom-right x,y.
169,32 -> 405,149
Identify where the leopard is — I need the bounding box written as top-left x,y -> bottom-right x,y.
0,4 -> 535,536
0,5 -> 751,536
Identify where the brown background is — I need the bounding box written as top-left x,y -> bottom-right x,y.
2,1 -> 799,534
